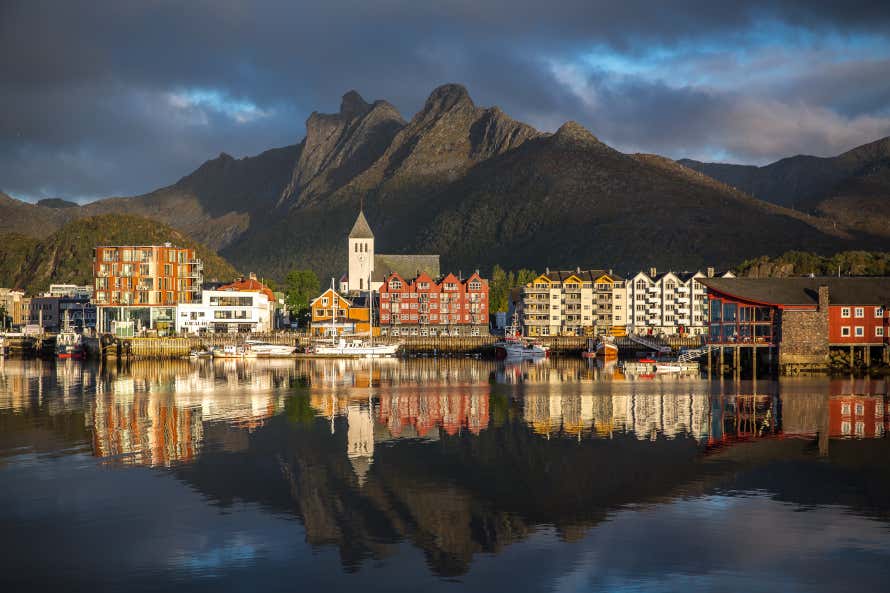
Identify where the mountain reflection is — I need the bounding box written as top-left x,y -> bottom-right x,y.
0,358 -> 888,577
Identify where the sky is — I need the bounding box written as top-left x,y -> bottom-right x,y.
2,0 -> 890,203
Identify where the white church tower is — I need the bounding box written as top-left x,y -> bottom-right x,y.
347,210 -> 375,293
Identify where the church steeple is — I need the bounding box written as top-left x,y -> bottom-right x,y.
349,210 -> 374,239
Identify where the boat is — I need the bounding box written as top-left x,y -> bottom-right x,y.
56,311 -> 85,359
494,313 -> 549,360
189,348 -> 213,359
212,344 -> 257,359
313,337 -> 400,358
244,340 -> 296,357
582,336 -> 618,359
655,363 -> 683,373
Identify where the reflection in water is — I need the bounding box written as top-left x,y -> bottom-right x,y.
1,357 -> 889,591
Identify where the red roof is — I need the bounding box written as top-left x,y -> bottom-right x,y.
219,277 -> 275,302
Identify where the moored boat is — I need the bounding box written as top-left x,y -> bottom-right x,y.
212,344 -> 258,359
312,338 -> 400,358
56,330 -> 85,359
494,313 -> 549,360
244,340 -> 296,357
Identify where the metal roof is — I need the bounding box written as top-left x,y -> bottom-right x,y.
348,210 -> 375,239
701,277 -> 890,306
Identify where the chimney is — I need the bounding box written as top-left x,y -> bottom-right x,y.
249,272 -> 257,281
649,267 -> 657,277
545,266 -> 550,274
706,267 -> 715,278
818,285 -> 830,311
576,266 -> 581,274
609,269 -> 613,275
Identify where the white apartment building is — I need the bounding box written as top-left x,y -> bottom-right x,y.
516,268 -> 627,337
176,289 -> 272,334
626,267 -> 735,336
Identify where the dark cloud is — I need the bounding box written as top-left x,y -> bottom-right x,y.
2,0 -> 889,200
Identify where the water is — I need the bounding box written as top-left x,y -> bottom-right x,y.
1,357 -> 889,592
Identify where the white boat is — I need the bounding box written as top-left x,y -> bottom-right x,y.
494,313 -> 549,360
244,340 -> 296,357
655,363 -> 683,373
212,344 -> 257,359
313,338 -> 399,358
56,330 -> 85,359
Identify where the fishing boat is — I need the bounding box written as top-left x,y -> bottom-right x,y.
582,336 -> 618,360
56,330 -> 85,359
494,313 -> 549,360
244,340 -> 296,357
56,311 -> 85,359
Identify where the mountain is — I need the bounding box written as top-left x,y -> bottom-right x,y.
0,214 -> 238,293
36,198 -> 79,208
679,137 -> 890,238
3,84 -> 887,283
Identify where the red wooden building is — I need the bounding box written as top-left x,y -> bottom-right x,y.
701,277 -> 890,372
377,271 -> 489,336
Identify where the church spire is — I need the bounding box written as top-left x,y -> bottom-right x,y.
349,209 -> 374,239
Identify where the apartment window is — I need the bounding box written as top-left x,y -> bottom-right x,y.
876,307 -> 885,317
841,403 -> 851,416
841,307 -> 851,318
877,327 -> 884,338
855,326 -> 864,337
855,403 -> 865,416
854,307 -> 865,318
841,326 -> 851,337
390,280 -> 402,290
468,281 -> 481,291
321,297 -> 329,306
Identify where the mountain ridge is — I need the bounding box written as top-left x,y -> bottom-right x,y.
3,84 -> 887,282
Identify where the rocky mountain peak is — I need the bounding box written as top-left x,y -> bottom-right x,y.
419,83 -> 475,118
340,90 -> 371,119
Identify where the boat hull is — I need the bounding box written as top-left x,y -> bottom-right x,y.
495,341 -> 549,360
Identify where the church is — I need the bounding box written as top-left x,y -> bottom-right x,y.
340,210 -> 440,293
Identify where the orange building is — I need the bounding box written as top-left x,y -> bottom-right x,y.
93,243 -> 202,335
309,288 -> 376,336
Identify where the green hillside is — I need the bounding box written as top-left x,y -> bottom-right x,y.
0,214 -> 238,293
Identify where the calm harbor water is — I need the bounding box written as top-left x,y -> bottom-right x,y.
1,357 -> 889,592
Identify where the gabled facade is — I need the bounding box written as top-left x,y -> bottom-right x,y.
377,271 -> 488,336
309,288 -> 372,336
626,267 -> 734,336
516,268 -> 626,337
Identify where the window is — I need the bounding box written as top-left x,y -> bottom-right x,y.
390,280 -> 402,290
855,403 -> 864,416
877,327 -> 884,337
841,402 -> 851,415
854,307 -> 865,318
876,307 -> 885,317
855,326 -> 864,337
841,307 -> 851,318
468,280 -> 481,291
841,326 -> 851,337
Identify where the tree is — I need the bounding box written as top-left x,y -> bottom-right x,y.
488,266 -> 538,313
0,304 -> 8,331
283,269 -> 320,323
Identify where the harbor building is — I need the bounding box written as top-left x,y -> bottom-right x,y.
515,269 -> 627,337
626,267 -> 734,336
309,287 -> 373,336
27,293 -> 95,332
702,277 -> 890,373
341,210 -> 439,293
176,287 -> 273,335
93,243 -> 203,335
0,289 -> 29,329
377,270 -> 489,336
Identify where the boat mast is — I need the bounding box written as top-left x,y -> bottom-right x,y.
368,269 -> 373,346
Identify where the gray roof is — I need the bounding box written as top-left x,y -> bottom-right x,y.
541,269 -> 624,282
701,277 -> 890,306
349,210 -> 375,239
373,254 -> 440,281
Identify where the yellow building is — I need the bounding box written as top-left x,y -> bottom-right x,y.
516,268 -> 627,337
309,288 -> 378,336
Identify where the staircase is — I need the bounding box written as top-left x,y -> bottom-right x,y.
626,333 -> 671,354
677,344 -> 717,363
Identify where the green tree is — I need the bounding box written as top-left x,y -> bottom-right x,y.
489,265 -> 509,312
0,304 -> 8,331
284,269 -> 320,322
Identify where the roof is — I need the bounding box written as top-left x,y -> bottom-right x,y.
701,277 -> 890,307
218,276 -> 275,302
349,210 -> 375,239
372,254 -> 440,282
539,269 -> 624,282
